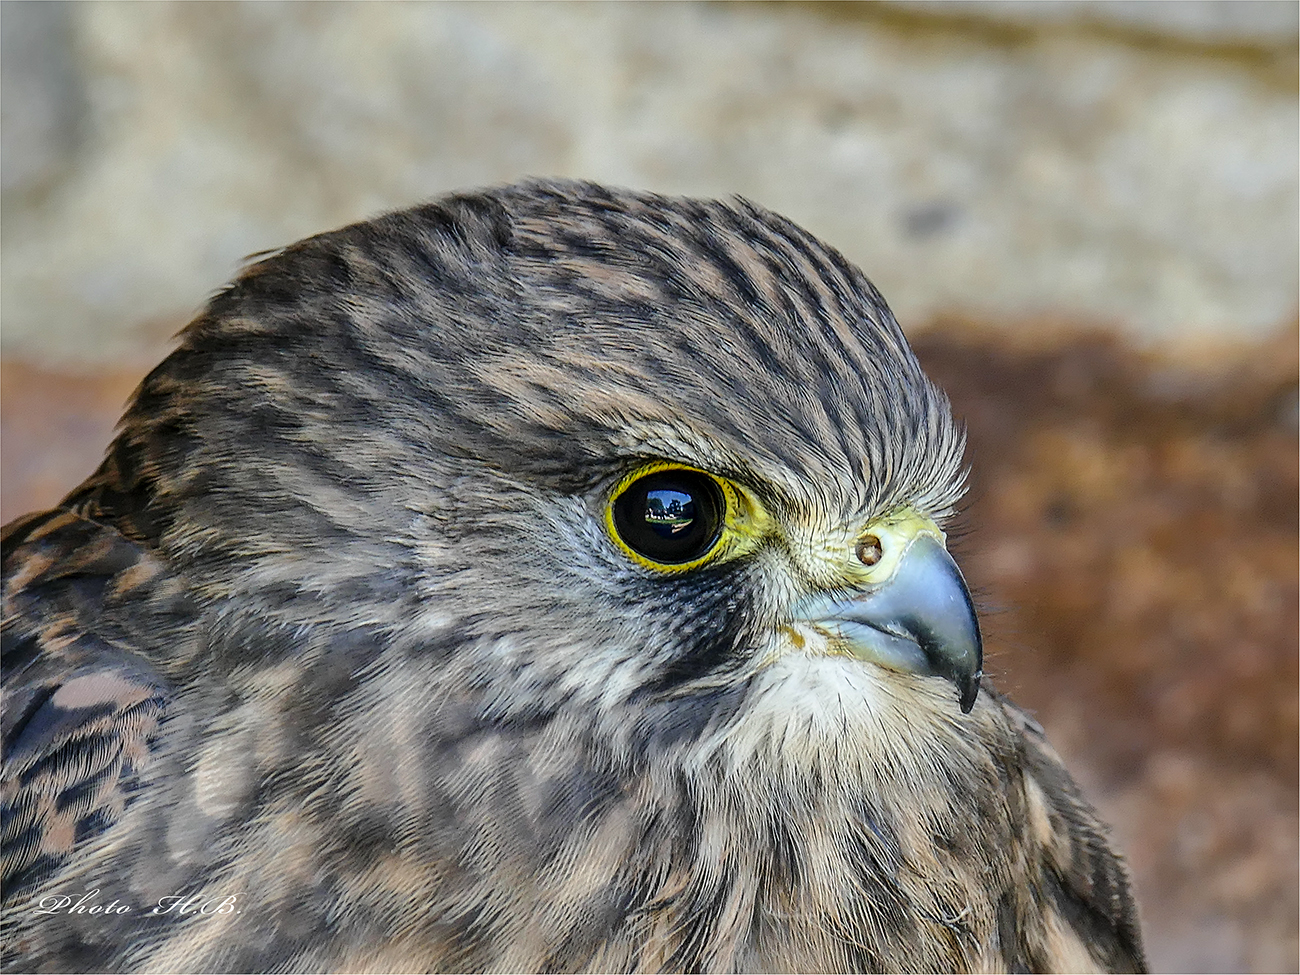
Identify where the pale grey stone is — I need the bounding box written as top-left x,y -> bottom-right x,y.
0,2 -> 86,200
889,1 -> 1299,47
1,2 -> 1294,364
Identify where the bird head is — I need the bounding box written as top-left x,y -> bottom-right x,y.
96,179 -> 980,775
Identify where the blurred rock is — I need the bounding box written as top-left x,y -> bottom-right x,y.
0,2 -> 86,201
1,2 -> 1296,364
889,0 -> 1300,45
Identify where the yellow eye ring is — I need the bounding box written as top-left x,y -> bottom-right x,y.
604,462 -> 770,573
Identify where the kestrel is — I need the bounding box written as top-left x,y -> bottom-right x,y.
2,180 -> 1145,973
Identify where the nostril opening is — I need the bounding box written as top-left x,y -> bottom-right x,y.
856,534 -> 883,566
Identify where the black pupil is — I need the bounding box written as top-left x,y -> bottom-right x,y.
613,470 -> 723,565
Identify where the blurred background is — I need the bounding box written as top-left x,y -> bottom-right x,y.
2,2 -> 1296,970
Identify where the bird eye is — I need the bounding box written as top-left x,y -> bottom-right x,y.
610,467 -> 726,567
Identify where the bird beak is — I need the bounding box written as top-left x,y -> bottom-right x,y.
791,532 -> 983,713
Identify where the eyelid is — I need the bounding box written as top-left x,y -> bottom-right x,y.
608,460 -> 719,496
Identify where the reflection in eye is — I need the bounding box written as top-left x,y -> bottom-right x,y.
611,467 -> 724,566
644,489 -> 696,538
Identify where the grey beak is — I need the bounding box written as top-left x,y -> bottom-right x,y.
792,534 -> 983,713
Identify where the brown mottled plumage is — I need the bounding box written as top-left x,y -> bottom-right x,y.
1,180 -> 1144,973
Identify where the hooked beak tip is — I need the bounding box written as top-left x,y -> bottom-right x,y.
793,533 -> 984,713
